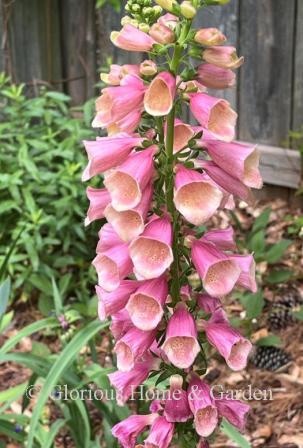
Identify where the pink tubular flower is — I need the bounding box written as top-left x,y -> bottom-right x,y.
158,13 -> 179,29
203,140 -> 262,189
114,327 -> 157,371
84,187 -> 111,226
201,227 -> 237,251
162,303 -> 200,369
149,23 -> 175,44
111,24 -> 156,52
129,214 -> 173,279
190,93 -> 237,141
197,294 -> 222,314
92,244 -> 133,292
92,75 -> 146,128
174,164 -> 223,225
141,416 -> 175,448
191,240 -> 241,296
144,72 -> 176,116
230,254 -> 257,293
164,375 -> 192,423
203,46 -> 244,69
110,309 -> 133,340
109,352 -> 158,405
198,160 -> 254,204
82,133 -> 144,181
96,223 -> 123,253
165,119 -> 195,154
101,64 -> 140,85
96,280 -> 139,320
126,276 -> 168,331
112,413 -> 158,448
104,183 -> 153,242
104,145 -> 157,211
187,375 -> 218,437
197,63 -> 236,89
107,109 -> 142,135
194,28 -> 226,46
204,309 -> 252,370
215,397 -> 250,432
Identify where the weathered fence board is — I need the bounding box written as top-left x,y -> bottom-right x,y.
293,0 -> 303,130
238,0 -> 296,146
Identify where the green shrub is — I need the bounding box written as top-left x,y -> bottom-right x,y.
0,73 -> 99,310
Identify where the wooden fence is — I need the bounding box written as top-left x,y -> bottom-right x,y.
0,0 -> 302,197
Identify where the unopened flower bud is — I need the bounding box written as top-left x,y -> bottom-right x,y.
140,59 -> 158,76
155,0 -> 178,13
195,27 -> 226,46
149,23 -> 175,44
138,23 -> 150,32
153,5 -> 163,16
180,1 -> 197,19
188,272 -> 201,289
121,16 -> 132,26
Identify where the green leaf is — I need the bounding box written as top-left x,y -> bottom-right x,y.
256,335 -> 282,347
247,230 -> 265,255
239,291 -> 264,320
52,276 -> 63,316
266,269 -> 293,284
0,317 -> 59,354
251,208 -> 271,234
0,277 -> 11,318
265,240 -> 292,264
46,91 -> 71,102
44,419 -> 67,448
221,419 -> 251,448
27,320 -> 109,448
293,307 -> 303,321
0,310 -> 14,333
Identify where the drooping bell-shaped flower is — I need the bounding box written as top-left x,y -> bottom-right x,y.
110,309 -> 133,340
82,134 -> 144,181
104,183 -> 153,242
162,303 -> 200,369
140,60 -> 158,77
104,145 -> 157,211
194,28 -> 226,46
109,352 -> 158,405
203,140 -> 262,189
191,240 -> 241,296
101,64 -> 140,85
84,187 -> 111,226
197,64 -> 236,89
96,223 -> 123,253
129,214 -> 173,279
164,375 -> 192,423
111,24 -> 156,52
96,280 -> 140,320
93,243 -> 133,292
187,375 -> 218,437
203,46 -> 244,69
198,160 -> 254,204
230,254 -> 257,293
107,109 -> 142,135
114,326 -> 157,371
200,227 -> 237,251
126,276 -> 168,331
112,413 -> 158,448
190,93 -> 237,141
165,119 -> 195,154
149,23 -> 175,44
144,72 -> 176,116
204,309 -> 252,371
92,75 -> 146,129
215,397 -> 250,432
139,415 -> 175,448
174,164 -> 223,225
197,294 -> 222,314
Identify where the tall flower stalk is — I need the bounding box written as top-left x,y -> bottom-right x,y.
83,1 -> 262,446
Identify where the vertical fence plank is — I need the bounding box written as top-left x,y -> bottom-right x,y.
293,0 -> 303,131
238,0 -> 295,145
194,0 -> 239,109
6,0 -> 62,89
60,0 -> 96,105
